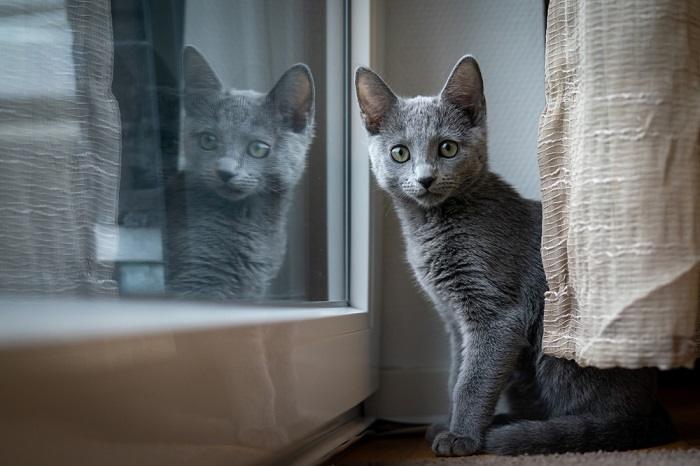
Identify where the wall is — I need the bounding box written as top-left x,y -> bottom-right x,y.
370,0 -> 546,422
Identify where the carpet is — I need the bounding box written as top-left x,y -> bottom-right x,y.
328,447 -> 700,466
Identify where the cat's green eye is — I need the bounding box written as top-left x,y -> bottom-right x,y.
390,145 -> 410,163
439,140 -> 458,158
247,140 -> 271,158
199,132 -> 218,151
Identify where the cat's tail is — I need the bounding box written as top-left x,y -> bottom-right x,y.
483,404 -> 677,455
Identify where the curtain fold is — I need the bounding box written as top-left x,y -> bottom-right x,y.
0,0 -> 120,295
539,0 -> 700,368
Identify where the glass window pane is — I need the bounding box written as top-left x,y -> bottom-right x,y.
0,0 -> 347,303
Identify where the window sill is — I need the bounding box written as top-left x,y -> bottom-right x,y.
0,297 -> 373,465
0,297 -> 367,348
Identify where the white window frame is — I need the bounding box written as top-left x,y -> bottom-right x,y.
0,1 -> 383,465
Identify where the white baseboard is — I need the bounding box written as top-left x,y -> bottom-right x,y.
365,367 -> 450,424
287,412 -> 374,466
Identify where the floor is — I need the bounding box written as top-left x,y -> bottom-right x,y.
325,388 -> 700,465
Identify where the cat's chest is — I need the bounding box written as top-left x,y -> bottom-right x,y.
187,207 -> 284,255
402,216 -> 477,290
168,192 -> 288,263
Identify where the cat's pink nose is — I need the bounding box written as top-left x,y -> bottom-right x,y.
418,176 -> 435,189
217,169 -> 234,182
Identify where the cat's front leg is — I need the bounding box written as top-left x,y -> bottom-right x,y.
426,316 -> 463,443
432,326 -> 524,457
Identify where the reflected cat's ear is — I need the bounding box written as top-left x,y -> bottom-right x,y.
268,64 -> 315,133
182,46 -> 222,92
439,55 -> 485,124
355,67 -> 397,135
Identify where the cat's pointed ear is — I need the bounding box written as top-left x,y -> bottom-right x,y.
267,64 -> 315,133
440,55 -> 485,124
183,45 -> 222,92
355,67 -> 397,135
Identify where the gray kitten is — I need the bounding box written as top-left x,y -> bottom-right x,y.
355,57 -> 676,456
166,47 -> 314,299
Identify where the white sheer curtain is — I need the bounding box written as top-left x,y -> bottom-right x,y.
539,0 -> 700,369
0,0 -> 120,295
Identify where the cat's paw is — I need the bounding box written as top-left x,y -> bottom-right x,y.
432,431 -> 479,457
425,422 -> 448,443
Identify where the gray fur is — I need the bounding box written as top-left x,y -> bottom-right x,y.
165,46 -> 314,299
355,56 -> 676,456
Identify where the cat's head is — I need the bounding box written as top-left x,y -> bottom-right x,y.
355,56 -> 487,208
182,46 -> 314,201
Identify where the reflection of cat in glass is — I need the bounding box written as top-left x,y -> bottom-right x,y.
166,46 -> 314,299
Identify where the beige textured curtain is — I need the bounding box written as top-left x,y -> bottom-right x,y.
539,0 -> 700,369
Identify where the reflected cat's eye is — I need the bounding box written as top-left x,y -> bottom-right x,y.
199,132 -> 218,151
247,141 -> 271,158
439,140 -> 458,158
390,145 -> 410,163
